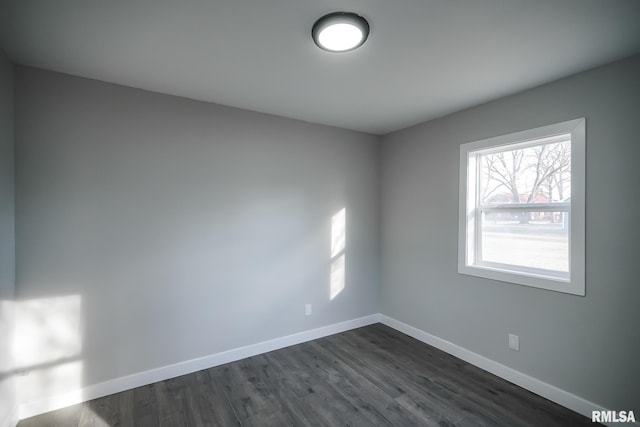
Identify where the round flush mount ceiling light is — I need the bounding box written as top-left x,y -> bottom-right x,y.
312,12 -> 370,52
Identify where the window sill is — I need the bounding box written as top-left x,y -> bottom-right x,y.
458,263 -> 584,296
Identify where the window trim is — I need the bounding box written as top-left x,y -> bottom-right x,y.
458,118 -> 586,296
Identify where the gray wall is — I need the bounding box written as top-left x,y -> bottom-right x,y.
0,50 -> 16,427
14,67 -> 380,396
380,54 -> 640,411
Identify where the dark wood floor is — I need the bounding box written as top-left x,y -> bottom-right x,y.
19,323 -> 596,426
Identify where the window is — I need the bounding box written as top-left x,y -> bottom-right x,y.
458,118 -> 585,295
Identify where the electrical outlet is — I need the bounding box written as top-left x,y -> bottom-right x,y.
305,304 -> 312,316
508,334 -> 520,351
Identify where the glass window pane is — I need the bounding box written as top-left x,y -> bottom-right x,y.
478,139 -> 571,206
481,211 -> 569,272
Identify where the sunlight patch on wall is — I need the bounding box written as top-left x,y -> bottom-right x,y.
330,208 -> 346,300
330,254 -> 346,300
14,295 -> 83,414
0,299 -> 14,372
331,208 -> 346,257
0,299 -> 15,426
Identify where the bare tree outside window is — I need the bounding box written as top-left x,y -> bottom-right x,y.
479,140 -> 571,210
475,136 -> 572,273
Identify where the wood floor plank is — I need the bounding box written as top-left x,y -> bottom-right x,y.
254,353 -> 335,427
17,324 -> 597,427
240,353 -> 324,426
131,383 -> 159,427
242,410 -> 298,427
303,340 -> 428,426
172,372 -> 207,426
211,359 -> 283,421
192,369 -> 241,426
84,390 -> 133,427
155,376 -> 189,427
265,345 -> 365,426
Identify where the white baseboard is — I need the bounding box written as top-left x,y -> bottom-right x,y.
18,313 -> 380,420
379,314 -> 635,427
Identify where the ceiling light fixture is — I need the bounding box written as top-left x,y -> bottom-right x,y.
312,12 -> 369,52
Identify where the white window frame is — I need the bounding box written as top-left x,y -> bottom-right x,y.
458,118 -> 585,296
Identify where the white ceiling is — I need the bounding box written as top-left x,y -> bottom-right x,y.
2,0 -> 640,135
